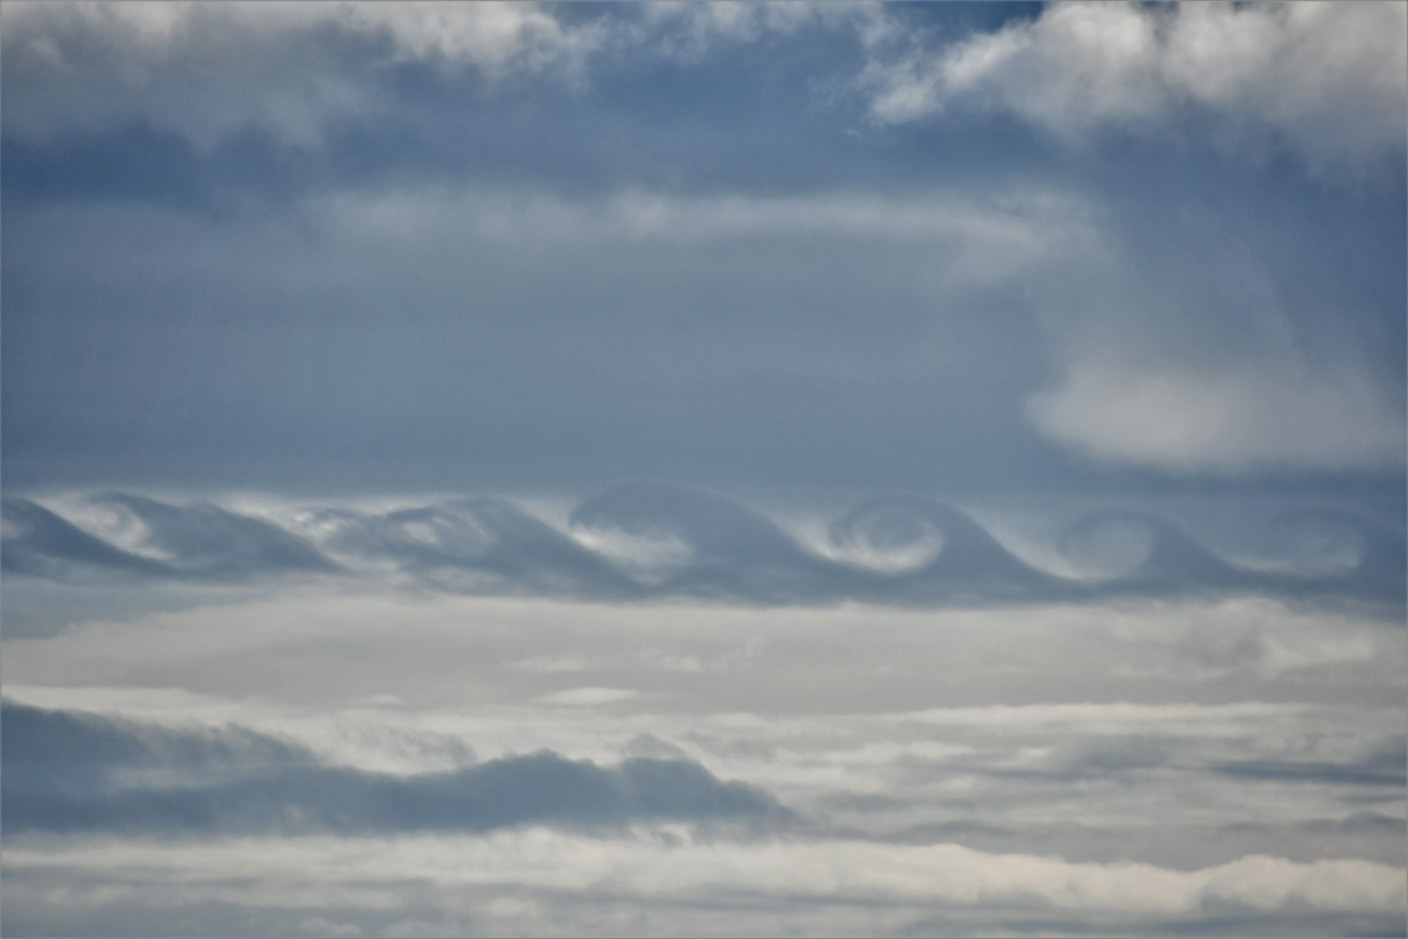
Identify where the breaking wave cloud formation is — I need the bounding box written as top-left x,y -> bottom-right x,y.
4,482 -> 1403,608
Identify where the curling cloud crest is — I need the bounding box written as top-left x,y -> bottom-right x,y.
4,485 -> 1402,607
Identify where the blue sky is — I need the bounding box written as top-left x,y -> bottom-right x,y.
2,3 -> 1405,937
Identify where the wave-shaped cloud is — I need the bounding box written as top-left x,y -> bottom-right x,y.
861,1 -> 1407,170
4,484 -> 1402,606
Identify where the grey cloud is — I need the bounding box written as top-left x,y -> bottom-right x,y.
968,733 -> 1405,794
1212,742 -> 1407,790
1059,508 -> 1406,601
828,495 -> 1068,602
1,701 -> 794,837
904,910 -> 1408,939
569,481 -> 847,602
0,496 -> 165,579
300,497 -> 636,596
1,494 -> 339,582
4,485 -> 1403,607
92,493 -> 341,578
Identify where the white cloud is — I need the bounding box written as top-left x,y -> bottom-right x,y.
5,832 -> 1403,932
1027,359 -> 1407,474
635,2 -> 878,63
7,1 -> 1402,170
0,2 -> 608,149
0,2 -> 875,150
338,2 -> 606,79
863,1 -> 1408,168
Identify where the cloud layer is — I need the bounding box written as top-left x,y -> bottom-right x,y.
4,697 -> 1403,936
2,700 -> 790,837
5,485 -> 1403,606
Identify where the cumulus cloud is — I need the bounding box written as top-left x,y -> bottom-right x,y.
862,1 -> 1408,168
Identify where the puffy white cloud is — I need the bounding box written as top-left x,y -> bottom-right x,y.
1027,359 -> 1407,474
863,1 -> 1408,168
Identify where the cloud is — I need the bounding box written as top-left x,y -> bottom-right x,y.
315,185 -> 1092,281
338,2 -> 607,78
0,2 -> 876,153
5,487 -> 1403,606
535,688 -> 639,707
633,2 -> 873,63
1,494 -> 339,581
3,585 -> 1400,936
862,1 -> 1408,169
1212,741 -> 1407,789
0,496 -> 166,579
16,2 -> 1402,172
0,2 -> 614,150
827,495 -> 1065,601
4,827 -> 1402,933
287,497 -> 635,597
569,481 -> 845,603
885,813 -> 1408,872
1,700 -> 793,836
1027,361 -> 1407,475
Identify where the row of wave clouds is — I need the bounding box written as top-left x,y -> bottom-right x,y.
3,482 -> 1403,606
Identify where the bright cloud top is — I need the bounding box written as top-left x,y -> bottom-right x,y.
864,1 -> 1408,169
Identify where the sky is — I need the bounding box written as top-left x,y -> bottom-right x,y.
1,3 -> 1406,937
